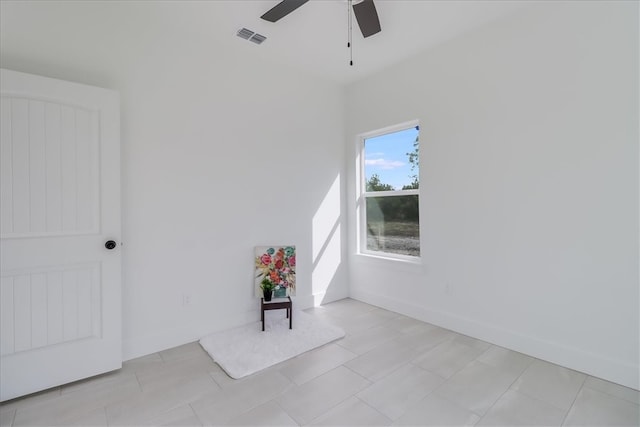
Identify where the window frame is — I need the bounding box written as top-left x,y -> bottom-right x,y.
356,119 -> 421,261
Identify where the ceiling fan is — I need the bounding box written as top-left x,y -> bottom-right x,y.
260,0 -> 381,38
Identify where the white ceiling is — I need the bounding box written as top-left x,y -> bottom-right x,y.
203,0 -> 531,84
1,0 -> 533,85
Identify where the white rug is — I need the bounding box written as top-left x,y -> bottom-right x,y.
199,309 -> 345,379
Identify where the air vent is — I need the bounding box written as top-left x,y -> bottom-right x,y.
249,33 -> 267,45
237,28 -> 254,40
236,28 -> 267,45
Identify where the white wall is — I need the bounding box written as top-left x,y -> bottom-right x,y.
2,0 -> 638,390
346,1 -> 639,389
1,1 -> 349,360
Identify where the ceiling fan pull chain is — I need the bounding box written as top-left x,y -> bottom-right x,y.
347,0 -> 350,49
348,0 -> 354,66
260,0 -> 380,67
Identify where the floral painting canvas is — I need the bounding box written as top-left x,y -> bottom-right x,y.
255,246 -> 296,297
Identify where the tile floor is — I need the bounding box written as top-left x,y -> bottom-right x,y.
1,298 -> 638,426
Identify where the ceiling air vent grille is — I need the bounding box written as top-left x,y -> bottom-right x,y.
236,28 -> 267,45
237,28 -> 254,40
249,33 -> 267,45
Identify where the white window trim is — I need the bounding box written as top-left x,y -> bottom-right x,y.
356,119 -> 420,261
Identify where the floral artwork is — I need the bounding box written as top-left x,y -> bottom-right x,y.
255,246 -> 296,297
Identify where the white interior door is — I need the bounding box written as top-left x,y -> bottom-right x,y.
0,69 -> 121,402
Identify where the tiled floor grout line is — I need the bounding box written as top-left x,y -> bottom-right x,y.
515,382 -> 577,413
132,371 -> 144,393
339,362 -> 373,385
582,382 -> 640,406
272,398 -> 300,426
101,406 -> 108,427
559,374 -> 588,426
353,394 -> 393,423
473,357 -> 535,425
305,363 -> 388,425
299,390 -> 348,426
187,402 -> 203,427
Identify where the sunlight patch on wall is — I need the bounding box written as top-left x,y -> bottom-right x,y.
311,175 -> 342,298
312,175 -> 341,262
312,224 -> 341,295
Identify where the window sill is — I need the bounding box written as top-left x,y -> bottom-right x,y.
354,251 -> 422,266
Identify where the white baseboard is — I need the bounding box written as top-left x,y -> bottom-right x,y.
122,308 -> 256,361
294,289 -> 349,309
122,289 -> 348,362
350,288 -> 639,391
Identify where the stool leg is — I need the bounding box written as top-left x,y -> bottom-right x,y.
261,309 -> 265,332
289,308 -> 292,329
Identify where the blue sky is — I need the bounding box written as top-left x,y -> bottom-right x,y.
364,126 -> 419,190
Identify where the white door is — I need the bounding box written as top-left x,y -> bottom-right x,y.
0,69 -> 121,402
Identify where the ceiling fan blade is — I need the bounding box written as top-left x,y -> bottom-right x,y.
261,0 -> 310,23
352,0 -> 381,38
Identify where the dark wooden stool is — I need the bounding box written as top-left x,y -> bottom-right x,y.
261,296 -> 292,331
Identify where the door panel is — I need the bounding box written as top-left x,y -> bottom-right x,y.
1,97 -> 100,238
0,69 -> 121,402
0,263 -> 101,357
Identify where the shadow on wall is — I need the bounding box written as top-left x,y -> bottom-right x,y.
312,174 -> 343,305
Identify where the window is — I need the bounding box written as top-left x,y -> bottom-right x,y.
358,121 -> 420,259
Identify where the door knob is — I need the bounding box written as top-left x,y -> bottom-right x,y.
105,240 -> 117,250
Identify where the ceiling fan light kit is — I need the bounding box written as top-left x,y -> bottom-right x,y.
260,0 -> 381,65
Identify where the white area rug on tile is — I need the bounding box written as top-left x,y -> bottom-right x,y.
199,309 -> 345,379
